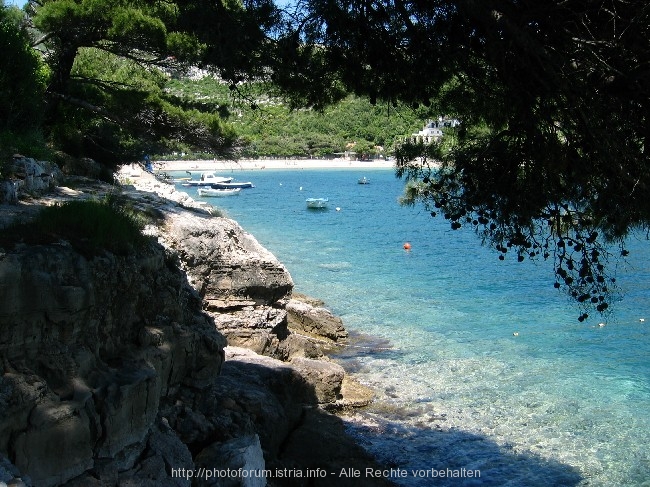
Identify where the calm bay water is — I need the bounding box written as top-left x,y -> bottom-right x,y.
174,168 -> 650,486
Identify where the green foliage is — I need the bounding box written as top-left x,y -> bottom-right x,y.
177,0 -> 282,82
164,77 -> 428,158
0,132 -> 54,176
27,0 -> 242,167
33,0 -> 173,55
44,46 -> 238,168
0,4 -> 48,154
0,197 -> 152,256
166,31 -> 206,61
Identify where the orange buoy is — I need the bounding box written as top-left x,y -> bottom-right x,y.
403,242 -> 411,250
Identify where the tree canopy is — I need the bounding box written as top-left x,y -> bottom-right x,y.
0,3 -> 47,160
269,0 -> 650,318
2,0 -> 649,316
15,0 -> 283,166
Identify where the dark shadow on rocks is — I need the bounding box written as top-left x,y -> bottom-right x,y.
339,409 -> 583,487
175,352 -> 395,487
187,349 -> 582,486
273,408 -> 398,487
0,229 -> 226,487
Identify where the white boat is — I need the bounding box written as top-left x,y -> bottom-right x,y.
197,188 -> 241,197
306,197 -> 329,209
358,177 -> 370,184
181,172 -> 234,186
210,181 -> 255,189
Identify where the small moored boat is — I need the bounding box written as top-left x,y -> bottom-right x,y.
181,171 -> 234,186
210,181 -> 255,189
358,177 -> 370,184
197,188 -> 241,197
170,177 -> 192,183
306,197 -> 329,209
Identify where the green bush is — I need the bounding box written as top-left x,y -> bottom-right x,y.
1,197 -> 152,256
165,78 -> 431,158
0,130 -> 53,169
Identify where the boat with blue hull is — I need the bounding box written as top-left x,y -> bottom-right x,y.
210,181 -> 255,189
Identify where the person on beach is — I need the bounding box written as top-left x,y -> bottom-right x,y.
144,154 -> 153,173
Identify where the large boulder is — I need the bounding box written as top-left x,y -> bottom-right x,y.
0,156 -> 63,202
162,214 -> 294,308
286,297 -> 348,342
194,435 -> 266,487
159,211 -> 297,359
0,180 -> 18,204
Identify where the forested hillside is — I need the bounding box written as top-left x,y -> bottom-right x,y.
164,76 -> 431,159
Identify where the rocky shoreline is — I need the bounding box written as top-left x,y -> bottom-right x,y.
0,157 -> 394,486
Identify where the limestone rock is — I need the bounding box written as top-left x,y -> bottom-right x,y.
0,180 -> 18,204
0,167 -> 383,487
275,408 -> 395,487
115,419 -> 194,486
162,214 -> 293,308
13,400 -> 94,487
0,455 -> 31,486
0,233 -> 226,486
0,157 -> 62,202
164,346 -> 348,463
276,333 -> 325,360
286,298 -> 348,342
335,376 -> 375,410
289,356 -> 345,404
194,347 -> 307,456
158,210 -> 296,358
211,305 -> 287,356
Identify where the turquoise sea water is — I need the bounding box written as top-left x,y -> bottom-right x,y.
173,168 -> 650,486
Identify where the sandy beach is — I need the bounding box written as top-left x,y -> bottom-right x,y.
156,157 -> 395,172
